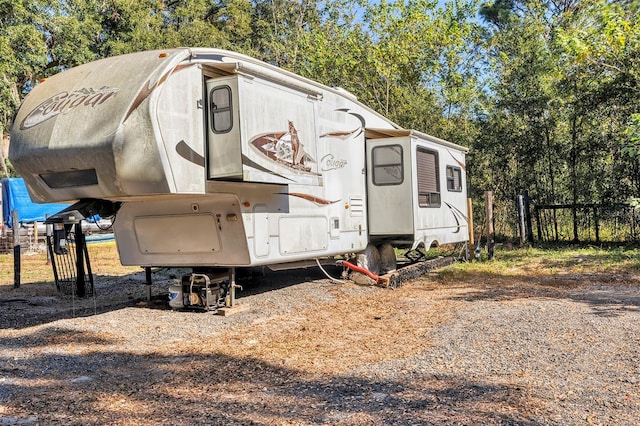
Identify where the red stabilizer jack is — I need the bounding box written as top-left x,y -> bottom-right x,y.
342,260 -> 380,283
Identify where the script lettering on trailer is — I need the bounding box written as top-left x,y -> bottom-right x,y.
320,154 -> 348,171
20,87 -> 120,129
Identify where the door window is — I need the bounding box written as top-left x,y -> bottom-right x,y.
210,86 -> 232,133
372,145 -> 403,185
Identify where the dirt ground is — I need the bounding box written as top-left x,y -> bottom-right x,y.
1,246 -> 640,425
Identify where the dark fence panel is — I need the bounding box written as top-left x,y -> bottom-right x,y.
46,224 -> 94,297
534,203 -> 639,243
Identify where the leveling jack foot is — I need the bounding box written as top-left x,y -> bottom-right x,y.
216,304 -> 250,316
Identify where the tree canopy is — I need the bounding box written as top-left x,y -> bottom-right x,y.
1,0 -> 639,239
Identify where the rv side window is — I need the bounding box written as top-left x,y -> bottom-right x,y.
446,165 -> 462,192
417,148 -> 440,207
372,145 -> 403,185
210,86 -> 232,133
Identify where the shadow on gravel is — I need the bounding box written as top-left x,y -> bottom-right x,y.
0,281 -> 144,330
236,265 -> 345,296
0,276 -> 167,330
0,266 -> 344,330
0,330 -> 542,425
444,274 -> 640,317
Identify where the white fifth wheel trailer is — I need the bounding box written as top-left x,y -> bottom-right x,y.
9,48 -> 468,309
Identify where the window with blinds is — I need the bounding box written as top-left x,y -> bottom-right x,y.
446,165 -> 462,192
417,148 -> 440,207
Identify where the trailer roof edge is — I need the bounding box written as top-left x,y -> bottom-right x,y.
365,128 -> 469,152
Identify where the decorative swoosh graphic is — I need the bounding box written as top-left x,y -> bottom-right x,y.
335,108 -> 365,138
447,149 -> 466,171
445,202 -> 468,234
319,128 -> 361,140
336,108 -> 366,128
241,154 -> 295,182
124,63 -> 196,123
175,140 -> 205,167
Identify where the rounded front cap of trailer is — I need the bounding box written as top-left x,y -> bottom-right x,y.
9,49 -> 193,202
15,49 -> 190,132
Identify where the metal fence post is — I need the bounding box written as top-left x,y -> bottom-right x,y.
485,191 -> 494,260
12,210 -> 20,288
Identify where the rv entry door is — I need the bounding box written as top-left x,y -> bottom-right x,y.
206,76 -> 242,180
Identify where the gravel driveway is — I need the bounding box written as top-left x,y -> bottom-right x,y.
1,265 -> 639,425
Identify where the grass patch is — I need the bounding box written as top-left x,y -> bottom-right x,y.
0,242 -> 139,288
3,242 -> 638,289
437,245 -> 640,281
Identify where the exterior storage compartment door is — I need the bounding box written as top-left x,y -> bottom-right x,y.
206,76 -> 242,179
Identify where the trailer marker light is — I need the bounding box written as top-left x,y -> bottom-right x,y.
158,52 -> 168,58
243,201 -> 251,208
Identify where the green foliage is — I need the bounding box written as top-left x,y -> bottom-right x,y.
622,113 -> 640,158
0,0 -> 484,146
2,157 -> 17,178
1,0 -> 639,243
474,0 -> 640,237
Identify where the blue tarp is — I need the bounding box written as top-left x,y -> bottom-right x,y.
85,233 -> 115,243
1,178 -> 70,228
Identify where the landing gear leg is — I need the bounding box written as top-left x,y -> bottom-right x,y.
227,267 -> 237,307
218,267 -> 247,316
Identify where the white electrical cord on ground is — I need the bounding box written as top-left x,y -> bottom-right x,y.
315,258 -> 346,283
